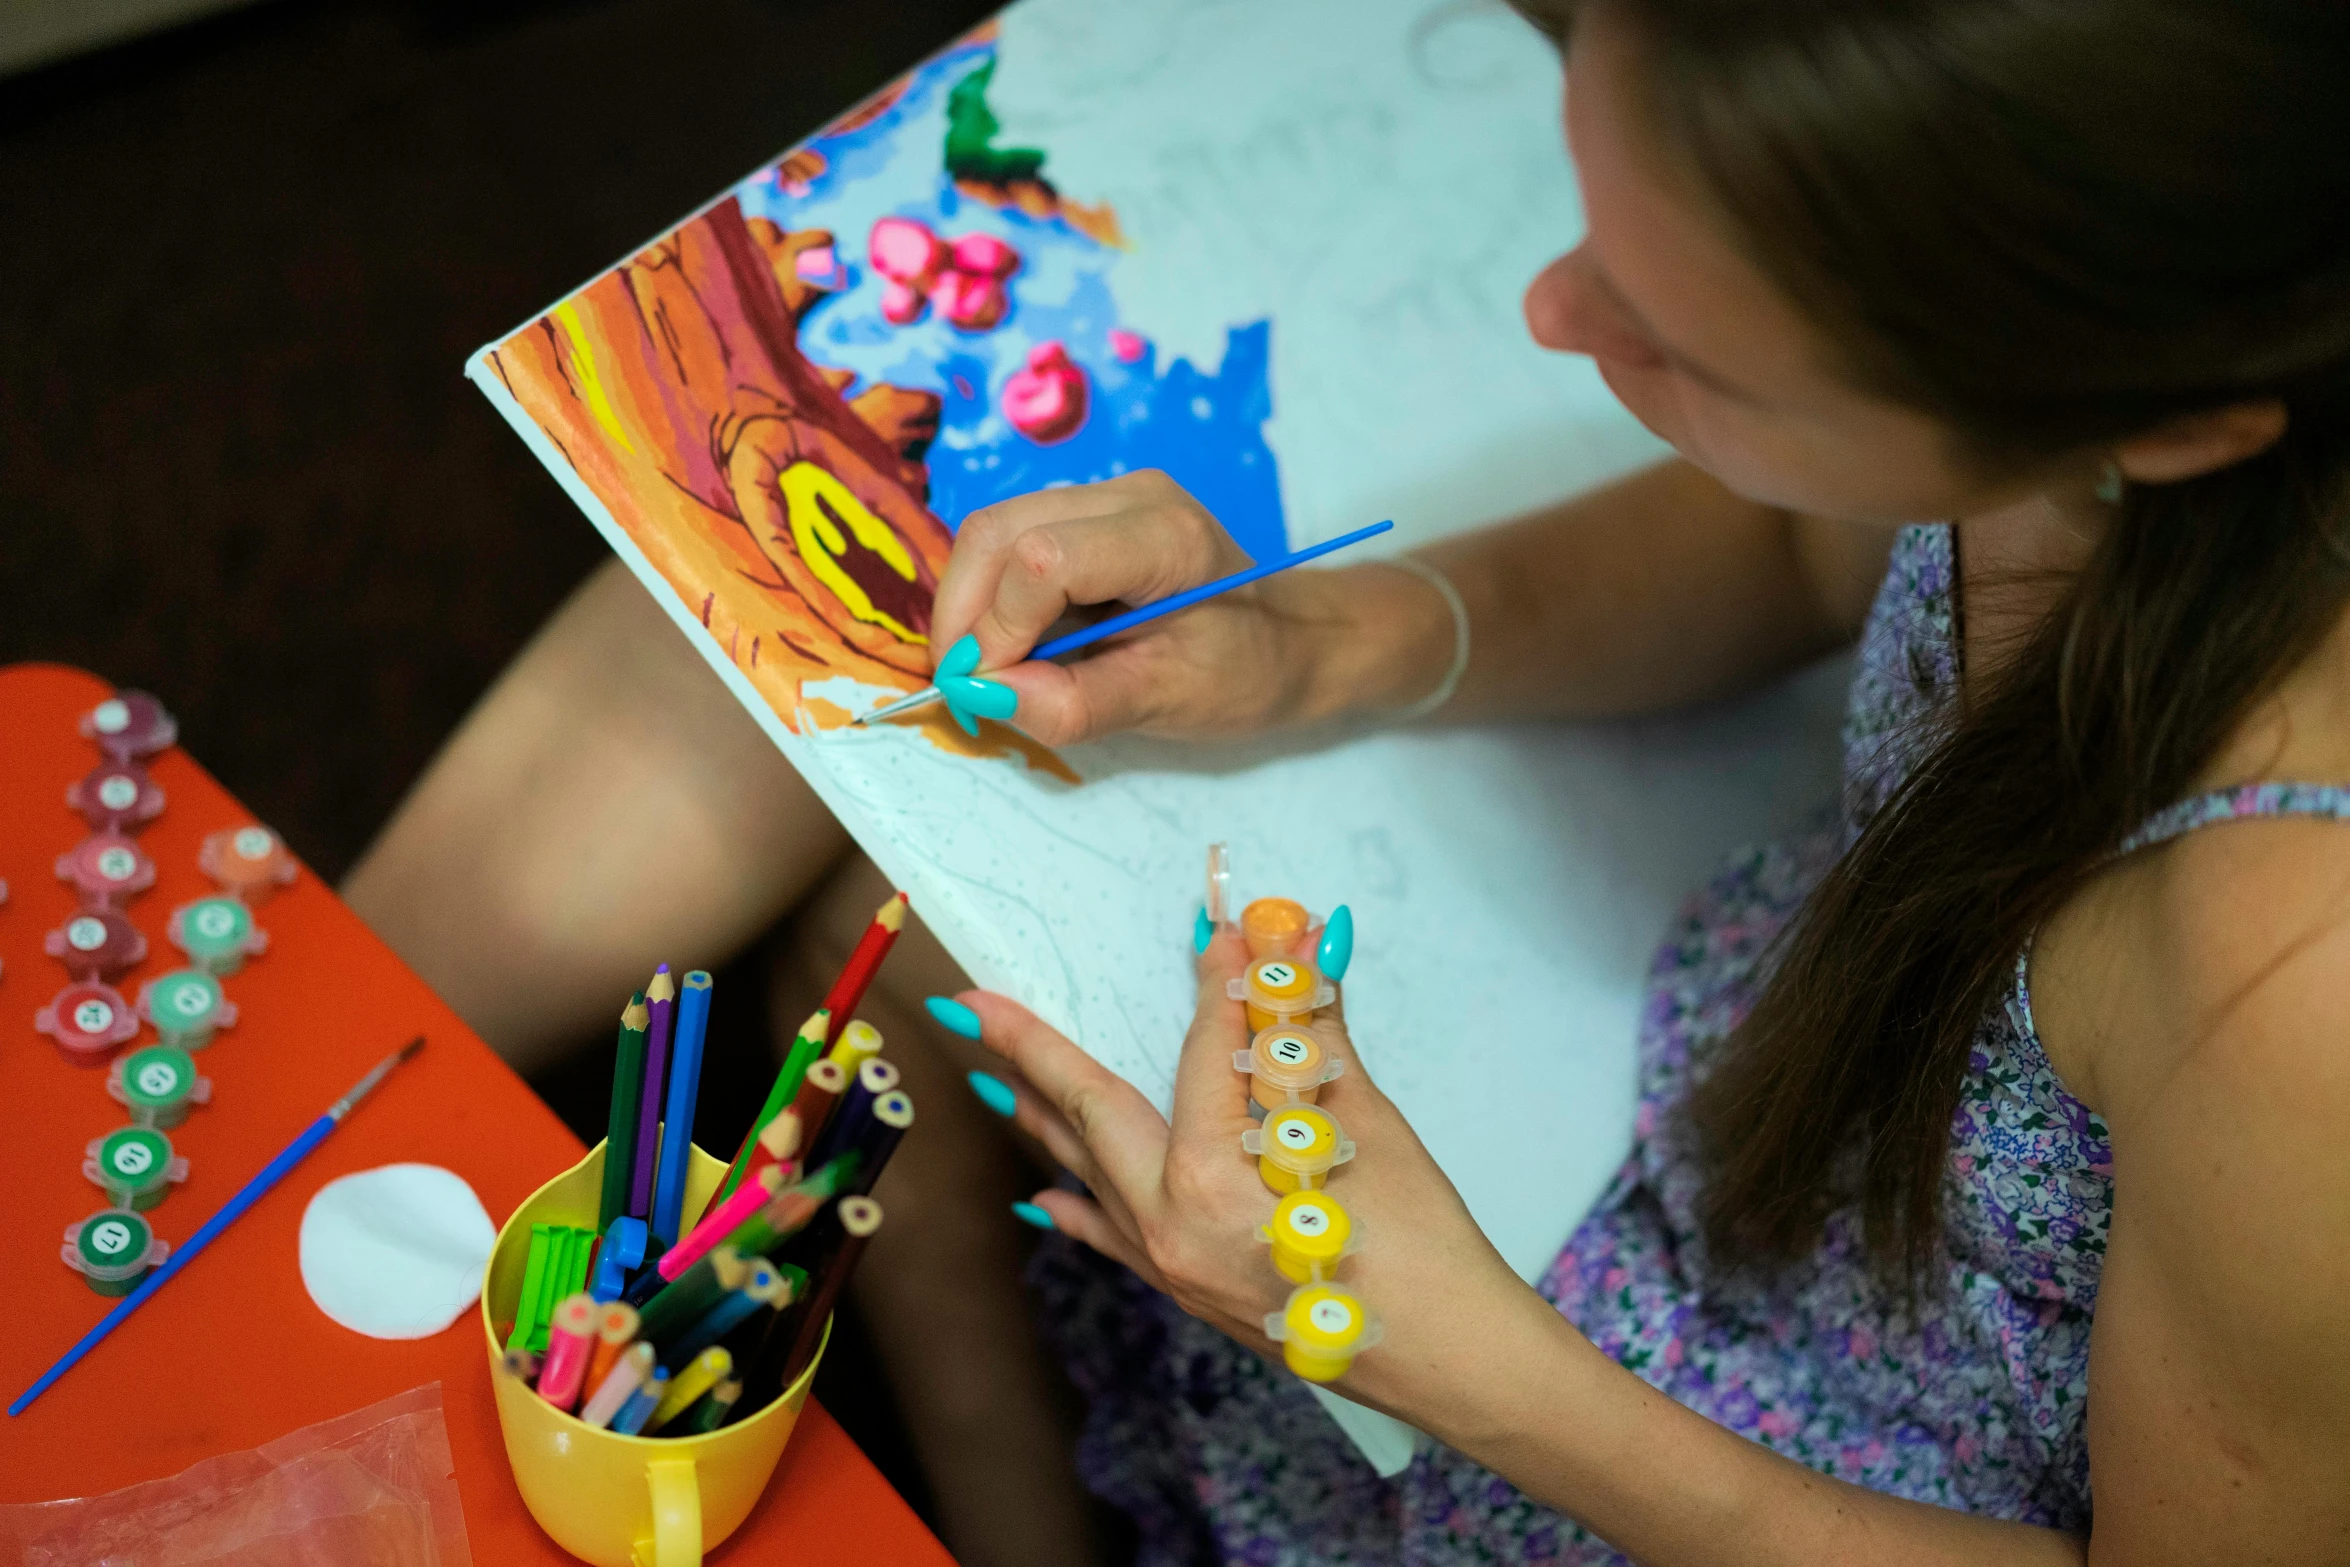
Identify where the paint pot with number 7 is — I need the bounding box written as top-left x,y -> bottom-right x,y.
1259,1189 -> 1358,1284
62,1208 -> 170,1297
84,1126 -> 190,1212
136,968 -> 238,1049
107,1044 -> 213,1129
1240,1103 -> 1355,1194
1233,1025 -> 1344,1111
44,909 -> 148,982
1264,1281 -> 1381,1383
35,980 -> 142,1065
1228,956 -> 1334,1033
199,824 -> 299,905
55,832 -> 157,909
167,894 -> 269,975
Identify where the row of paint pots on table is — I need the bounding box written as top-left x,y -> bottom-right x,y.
23,691 -> 299,1297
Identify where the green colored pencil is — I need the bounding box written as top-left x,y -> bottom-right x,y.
598,994 -> 650,1232
716,1008 -> 829,1203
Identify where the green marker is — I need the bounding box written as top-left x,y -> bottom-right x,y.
62,1209 -> 169,1297
84,1126 -> 188,1212
136,968 -> 237,1050
107,1044 -> 213,1129
167,895 -> 267,976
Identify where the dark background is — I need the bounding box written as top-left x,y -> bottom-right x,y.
0,0 -> 997,1523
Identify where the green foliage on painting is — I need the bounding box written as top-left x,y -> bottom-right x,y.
944,59 -> 1047,184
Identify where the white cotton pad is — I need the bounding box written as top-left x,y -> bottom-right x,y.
299,1163 -> 496,1340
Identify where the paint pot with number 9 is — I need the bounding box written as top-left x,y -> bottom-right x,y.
62,1208 -> 171,1297
35,980 -> 143,1065
55,832 -> 157,909
79,690 -> 178,762
1233,1025 -> 1344,1111
1240,1103 -> 1355,1194
1259,1189 -> 1357,1284
198,824 -> 299,904
1239,897 -> 1312,960
85,1126 -> 190,1211
1228,956 -> 1334,1033
137,968 -> 238,1049
168,894 -> 268,975
67,760 -> 166,834
43,909 -> 148,982
108,1044 -> 213,1129
1263,1282 -> 1381,1383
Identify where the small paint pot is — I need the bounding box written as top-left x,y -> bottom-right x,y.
167,894 -> 268,976
137,967 -> 238,1050
36,980 -> 143,1065
63,1208 -> 170,1297
55,832 -> 157,909
1233,1024 -> 1344,1112
44,908 -> 148,982
108,1044 -> 213,1129
198,824 -> 298,904
1240,897 -> 1312,959
1259,1189 -> 1357,1285
1228,956 -> 1333,1033
1263,1282 -> 1379,1384
80,690 -> 178,762
85,1125 -> 190,1212
1241,1103 -> 1355,1195
67,759 -> 165,834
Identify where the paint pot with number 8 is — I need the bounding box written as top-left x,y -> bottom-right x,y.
79,691 -> 177,762
1263,1282 -> 1381,1383
1233,1025 -> 1344,1111
84,1126 -> 190,1211
167,894 -> 269,975
1239,897 -> 1312,960
35,980 -> 142,1065
137,968 -> 238,1049
62,1208 -> 170,1297
1228,957 -> 1334,1033
67,760 -> 165,834
55,832 -> 157,909
1240,1103 -> 1355,1194
43,909 -> 147,982
1259,1189 -> 1358,1284
107,1044 -> 213,1129
198,824 -> 298,904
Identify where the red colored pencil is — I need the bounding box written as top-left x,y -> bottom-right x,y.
819,892 -> 907,1046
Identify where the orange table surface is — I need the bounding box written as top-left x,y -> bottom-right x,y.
0,664 -> 952,1563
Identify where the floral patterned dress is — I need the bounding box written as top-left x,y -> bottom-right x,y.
1032,524 -> 2350,1563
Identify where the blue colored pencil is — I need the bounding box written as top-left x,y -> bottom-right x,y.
650,970 -> 713,1249
8,1037 -> 425,1418
855,519 -> 1396,726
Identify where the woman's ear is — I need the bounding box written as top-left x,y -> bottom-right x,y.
2114,398 -> 2289,484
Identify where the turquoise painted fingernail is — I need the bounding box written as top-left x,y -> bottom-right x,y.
1318,904 -> 1354,982
926,995 -> 983,1038
939,634 -> 982,679
938,674 -> 1018,722
1012,1201 -> 1056,1231
968,1070 -> 1017,1117
1193,906 -> 1213,954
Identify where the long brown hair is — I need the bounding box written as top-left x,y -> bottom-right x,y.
1520,0 -> 2350,1287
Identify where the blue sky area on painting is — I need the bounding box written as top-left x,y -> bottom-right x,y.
733,40 -> 1289,564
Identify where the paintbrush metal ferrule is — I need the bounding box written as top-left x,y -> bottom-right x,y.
855,687 -> 945,726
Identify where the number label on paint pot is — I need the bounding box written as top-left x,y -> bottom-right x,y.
1266,1035 -> 1311,1067
1286,1202 -> 1331,1238
67,916 -> 107,951
88,1218 -> 134,1256
194,904 -> 237,940
136,1060 -> 182,1098
233,827 -> 273,860
73,999 -> 116,1033
110,1141 -> 155,1177
168,983 -> 211,1017
1258,962 -> 1298,988
92,699 -> 129,734
98,775 -> 139,810
96,847 -> 137,881
1308,1298 -> 1355,1335
1276,1118 -> 1319,1151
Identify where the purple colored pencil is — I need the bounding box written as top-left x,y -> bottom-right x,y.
630,965 -> 677,1221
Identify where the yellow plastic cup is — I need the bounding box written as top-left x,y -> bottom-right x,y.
482,1139 -> 830,1567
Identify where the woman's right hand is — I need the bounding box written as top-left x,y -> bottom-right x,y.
926,470 -> 1440,747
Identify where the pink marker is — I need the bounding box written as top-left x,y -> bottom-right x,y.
536,1293 -> 598,1411
656,1164 -> 785,1282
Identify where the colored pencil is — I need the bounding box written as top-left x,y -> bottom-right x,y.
656,1166 -> 784,1282
612,1369 -> 669,1435
646,1347 -> 732,1433
827,1017 -> 885,1072
650,970 -> 714,1247
719,1155 -> 858,1261
636,1247 -> 749,1340
741,1110 -> 800,1190
599,995 -> 649,1231
716,1008 -> 828,1203
8,1036 -> 425,1418
500,1347 -> 542,1385
579,1342 -> 654,1430
787,1058 -> 848,1156
854,521 -> 1395,726
538,1292 -> 599,1410
630,966 -> 676,1222
807,1057 -> 895,1171
584,1301 -> 640,1395
818,893 -> 907,1045
686,1378 -> 742,1433
845,1090 -> 914,1198
757,1196 -> 882,1403
657,1262 -> 787,1371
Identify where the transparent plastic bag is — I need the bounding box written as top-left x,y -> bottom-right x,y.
0,1382 -> 473,1566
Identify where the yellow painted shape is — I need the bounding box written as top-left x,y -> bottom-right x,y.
778,460 -> 927,645
552,303 -> 637,456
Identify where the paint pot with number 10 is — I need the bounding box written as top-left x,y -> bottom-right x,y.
1234,1025 -> 1344,1111
1240,1103 -> 1356,1194
62,1208 -> 170,1296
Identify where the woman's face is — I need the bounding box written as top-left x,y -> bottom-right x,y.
1529,3 -> 2037,525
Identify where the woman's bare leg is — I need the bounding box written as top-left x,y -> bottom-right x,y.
778,854 -> 1106,1567
345,557 -> 851,1072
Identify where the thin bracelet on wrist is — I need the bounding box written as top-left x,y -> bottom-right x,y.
1381,556 -> 1470,723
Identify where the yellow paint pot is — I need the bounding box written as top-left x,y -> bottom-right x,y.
482,1139 -> 829,1567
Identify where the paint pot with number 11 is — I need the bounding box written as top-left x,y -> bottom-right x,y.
1229,957 -> 1334,1033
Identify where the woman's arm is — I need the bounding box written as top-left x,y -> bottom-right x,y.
922,460 -> 1886,747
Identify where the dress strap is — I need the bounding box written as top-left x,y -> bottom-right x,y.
2117,782 -> 2350,856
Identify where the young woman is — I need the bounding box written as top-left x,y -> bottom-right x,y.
906,0 -> 2350,1558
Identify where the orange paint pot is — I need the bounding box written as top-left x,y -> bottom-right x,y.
1232,1025 -> 1344,1111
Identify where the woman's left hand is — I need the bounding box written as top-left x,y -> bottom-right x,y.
945,920 -> 1533,1416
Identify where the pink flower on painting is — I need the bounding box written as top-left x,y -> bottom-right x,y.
935,268 -> 1009,331
1002,340 -> 1089,444
868,216 -> 944,285
1108,327 -> 1148,363
879,279 -> 927,325
949,230 -> 1020,279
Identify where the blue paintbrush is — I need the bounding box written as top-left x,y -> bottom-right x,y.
855,519 -> 1396,728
